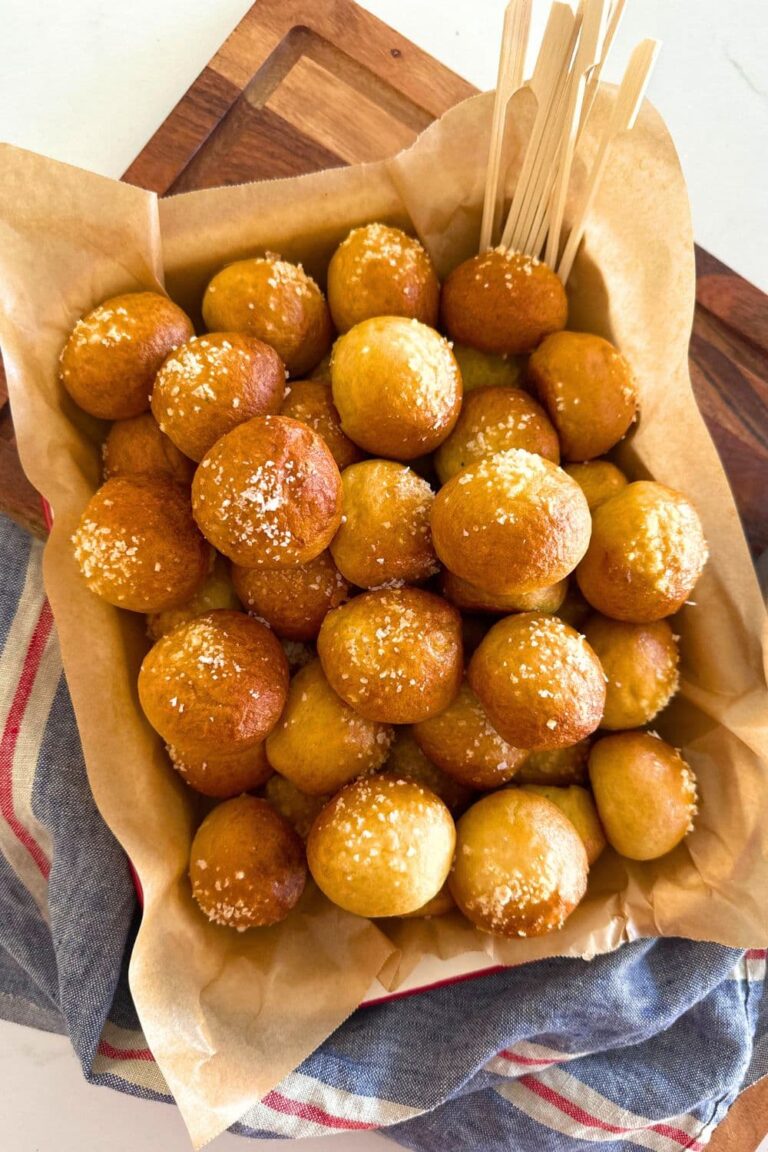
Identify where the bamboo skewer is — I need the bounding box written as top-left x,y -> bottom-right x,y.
478,0 -> 533,253
578,0 -> 628,138
482,0 -> 660,288
513,1 -> 586,256
543,0 -> 607,268
558,38 -> 660,282
499,2 -> 577,253
516,43 -> 577,256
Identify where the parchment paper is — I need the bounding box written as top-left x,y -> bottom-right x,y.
0,87 -> 766,1147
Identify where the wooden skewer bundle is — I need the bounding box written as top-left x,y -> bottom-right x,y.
478,0 -> 659,284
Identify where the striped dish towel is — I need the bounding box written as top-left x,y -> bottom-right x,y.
1,510 -> 766,1150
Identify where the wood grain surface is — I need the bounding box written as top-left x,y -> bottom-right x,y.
0,3 -> 766,1139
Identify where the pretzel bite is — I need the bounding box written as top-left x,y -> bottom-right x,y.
72,475 -> 211,612
452,344 -> 523,392
440,569 -> 567,616
331,316 -> 461,459
440,250 -> 567,356
151,333 -> 284,462
167,741 -> 272,799
264,774 -> 330,840
583,615 -> 680,730
330,460 -> 438,588
461,614 -> 493,656
430,449 -> 591,595
556,585 -> 592,631
563,460 -> 628,511
384,729 -> 474,813
280,378 -> 364,471
191,415 -> 343,568
280,639 -> 316,673
516,741 -> 591,786
327,223 -> 439,332
102,413 -> 194,485
588,731 -> 698,860
399,884 -> 456,919
435,387 -> 559,484
190,796 -> 306,929
307,774 -> 456,917
468,613 -> 606,750
450,790 -> 588,936
317,587 -> 463,723
147,553 -> 240,640
232,550 -> 348,641
520,785 -> 606,865
138,610 -> 288,757
311,351 -> 333,384
265,660 -> 393,795
529,332 -> 638,461
59,291 -> 194,419
202,256 -> 332,377
576,481 -> 708,621
413,681 -> 528,789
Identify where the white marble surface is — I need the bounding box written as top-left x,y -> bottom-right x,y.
0,3 -> 766,1150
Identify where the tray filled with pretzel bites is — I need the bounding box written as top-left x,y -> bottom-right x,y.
65,205 -> 704,940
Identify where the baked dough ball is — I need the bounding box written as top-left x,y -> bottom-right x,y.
167,741 -> 272,799
441,569 -> 567,616
330,460 -> 437,588
317,587 -> 463,723
399,884 -> 456,919
452,344 -> 523,393
232,550 -> 348,641
461,614 -> 492,656
450,790 -> 587,936
138,610 -> 288,757
192,415 -> 343,568
563,460 -> 628,511
431,449 -> 591,595
102,413 -> 194,486
468,613 -> 606,750
59,292 -> 194,420
520,785 -> 606,865
264,774 -> 330,840
331,316 -> 461,459
413,681 -> 528,790
280,639 -> 315,673
576,481 -> 708,622
441,250 -> 567,356
189,795 -> 306,929
151,333 -> 284,462
265,660 -> 393,795
307,774 -> 456,917
327,223 -> 439,332
529,332 -> 638,461
280,378 -> 363,471
384,729 -> 474,813
147,553 -> 240,640
583,615 -> 680,730
435,387 -> 559,484
556,585 -> 592,632
516,740 -> 590,786
202,256 -> 333,378
588,731 -> 698,860
72,475 -> 211,613
311,351 -> 333,384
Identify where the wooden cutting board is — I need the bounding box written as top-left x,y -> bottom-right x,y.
1,1 -> 766,1141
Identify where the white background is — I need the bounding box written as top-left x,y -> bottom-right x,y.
0,3 -> 767,1151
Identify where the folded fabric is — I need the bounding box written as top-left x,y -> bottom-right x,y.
1,512 -> 765,1149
